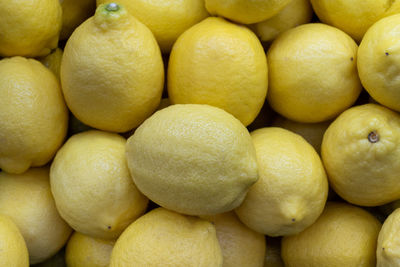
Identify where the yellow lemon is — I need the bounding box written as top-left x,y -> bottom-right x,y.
110,208 -> 223,267
168,17 -> 268,126
0,168 -> 72,264
0,215 -> 29,267
235,127 -> 328,236
60,0 -> 96,40
96,0 -> 208,53
377,208 -> 400,266
310,0 -> 400,42
66,232 -> 114,267
282,202 -> 381,267
205,0 -> 292,24
38,48 -> 63,80
50,130 -> 148,240
0,0 -> 62,57
202,212 -> 266,267
272,116 -> 331,154
61,3 -> 164,132
322,104 -> 400,206
358,14 -> 400,112
264,237 -> 284,267
251,0 -> 313,43
0,57 -> 68,174
126,104 -> 258,216
267,23 -> 361,123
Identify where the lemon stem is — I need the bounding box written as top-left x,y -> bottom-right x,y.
368,131 -> 379,143
106,3 -> 119,12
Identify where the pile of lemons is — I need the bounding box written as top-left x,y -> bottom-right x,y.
2,0 -> 400,266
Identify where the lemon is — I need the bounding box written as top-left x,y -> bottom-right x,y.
0,0 -> 62,57
168,17 -> 268,126
377,208 -> 400,266
272,116 -> 331,154
66,232 -> 114,267
0,215 -> 29,267
96,0 -> 208,53
50,130 -> 148,240
126,104 -> 258,215
267,23 -> 361,123
38,48 -> 63,80
322,104 -> 400,206
0,57 -> 68,174
264,237 -> 284,267
310,0 -> 400,42
282,202 -> 381,267
358,14 -> 400,112
205,0 -> 292,24
202,212 -> 266,267
110,208 -> 223,267
61,3 -> 164,132
235,127 -> 328,236
251,0 -> 313,43
0,168 -> 72,264
60,0 -> 96,40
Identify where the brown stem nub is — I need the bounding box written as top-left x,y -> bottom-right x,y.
368,131 -> 379,143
